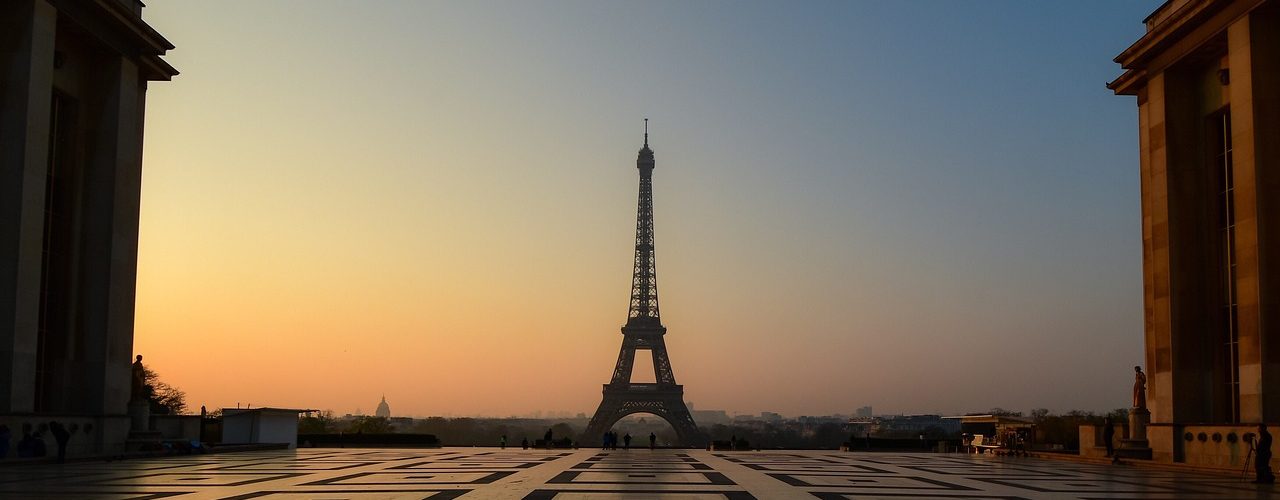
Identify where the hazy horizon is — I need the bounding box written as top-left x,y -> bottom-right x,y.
134,0 -> 1162,418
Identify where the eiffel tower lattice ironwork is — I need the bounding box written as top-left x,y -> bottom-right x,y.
584,120 -> 703,447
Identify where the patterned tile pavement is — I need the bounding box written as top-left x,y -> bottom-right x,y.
1,448 -> 1278,499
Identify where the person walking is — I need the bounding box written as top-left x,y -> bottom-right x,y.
623,433 -> 632,450
521,437 -> 529,450
49,422 -> 70,464
500,434 -> 507,450
649,432 -> 656,450
544,429 -> 553,450
1255,423 -> 1275,484
1102,417 -> 1116,460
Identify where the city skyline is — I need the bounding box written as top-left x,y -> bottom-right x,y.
133,0 -> 1162,418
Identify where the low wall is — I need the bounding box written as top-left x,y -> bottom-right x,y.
0,414 -> 130,462
1078,424 -> 1128,459
1163,424 -> 1276,469
1083,422 -> 1280,470
152,415 -> 201,441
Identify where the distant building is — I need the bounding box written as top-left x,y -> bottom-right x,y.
760,412 -> 783,423
855,406 -> 873,418
375,396 -> 391,418
1107,0 -> 1280,467
691,409 -> 731,426
1,0 -> 176,458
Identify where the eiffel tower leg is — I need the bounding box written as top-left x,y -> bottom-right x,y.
650,337 -> 677,385
584,396 -> 624,446
610,344 -> 636,385
651,394 -> 703,446
585,391 -> 706,448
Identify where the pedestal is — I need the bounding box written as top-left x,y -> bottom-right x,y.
128,400 -> 150,432
1117,407 -> 1152,459
1128,408 -> 1149,442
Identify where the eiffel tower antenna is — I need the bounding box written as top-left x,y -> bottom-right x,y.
584,123 -> 703,447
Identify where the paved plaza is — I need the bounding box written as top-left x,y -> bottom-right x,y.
1,448 -> 1278,499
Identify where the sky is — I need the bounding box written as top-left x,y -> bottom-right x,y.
134,0 -> 1165,419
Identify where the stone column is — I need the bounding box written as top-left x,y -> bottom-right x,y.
79,54 -> 145,417
0,0 -> 56,414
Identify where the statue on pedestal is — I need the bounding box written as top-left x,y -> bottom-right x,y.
131,355 -> 149,403
1133,365 -> 1146,409
128,354 -> 152,433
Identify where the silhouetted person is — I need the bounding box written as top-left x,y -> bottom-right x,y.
623,433 -> 631,450
731,434 -> 737,451
649,432 -> 656,450
601,432 -> 609,450
544,429 -> 553,449
16,432 -> 33,458
521,437 -> 529,450
1102,417 -> 1116,459
31,432 -> 46,457
49,422 -> 70,463
500,434 -> 507,449
1256,424 -> 1274,484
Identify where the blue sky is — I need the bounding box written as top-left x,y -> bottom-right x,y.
137,1 -> 1164,416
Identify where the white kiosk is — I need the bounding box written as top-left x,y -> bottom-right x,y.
221,408 -> 313,449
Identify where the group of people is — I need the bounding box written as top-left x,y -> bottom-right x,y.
601,430 -> 656,450
496,429 -> 655,452
0,421 -> 74,463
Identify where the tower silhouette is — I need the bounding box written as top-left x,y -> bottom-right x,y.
584,120 -> 702,446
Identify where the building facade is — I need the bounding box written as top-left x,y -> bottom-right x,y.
1,0 -> 176,457
1110,0 -> 1278,465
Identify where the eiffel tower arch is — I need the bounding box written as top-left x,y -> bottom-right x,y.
584,121 -> 704,447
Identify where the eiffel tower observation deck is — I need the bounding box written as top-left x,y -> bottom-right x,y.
584,121 -> 703,446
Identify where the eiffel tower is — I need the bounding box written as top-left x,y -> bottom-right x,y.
584,120 -> 703,447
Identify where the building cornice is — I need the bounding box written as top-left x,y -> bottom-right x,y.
1108,0 -> 1263,95
49,0 -> 178,80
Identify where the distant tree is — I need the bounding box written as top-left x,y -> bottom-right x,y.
1031,409 -> 1103,450
1030,408 -> 1050,420
988,407 -> 1023,417
143,367 -> 188,415
1064,409 -> 1097,420
346,416 -> 393,434
299,411 -> 336,434
1106,408 -> 1130,421
550,422 -> 575,441
812,422 -> 846,448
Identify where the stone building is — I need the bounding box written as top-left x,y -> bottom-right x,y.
0,0 -> 176,457
375,396 -> 391,418
1109,0 -> 1278,466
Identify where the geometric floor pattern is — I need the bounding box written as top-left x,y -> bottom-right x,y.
2,448 -> 1278,499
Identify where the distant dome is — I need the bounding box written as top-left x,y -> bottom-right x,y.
375,395 -> 391,418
